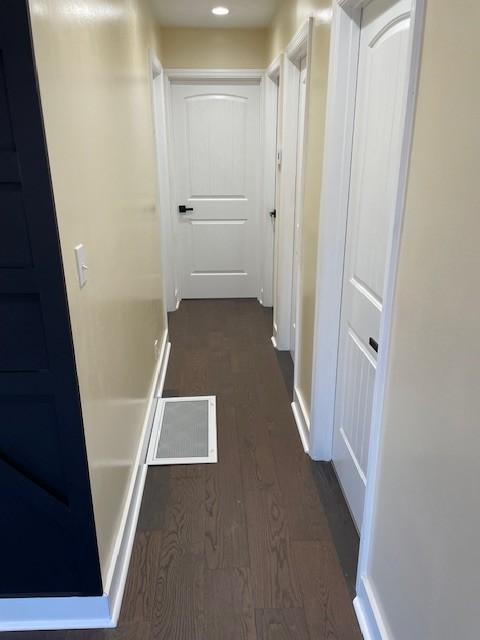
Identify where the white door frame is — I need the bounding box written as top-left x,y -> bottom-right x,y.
150,51 -> 179,313
162,68 -> 271,305
261,56 -> 282,308
271,18 -> 313,352
305,0 -> 425,635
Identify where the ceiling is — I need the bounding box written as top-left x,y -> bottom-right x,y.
151,0 -> 281,28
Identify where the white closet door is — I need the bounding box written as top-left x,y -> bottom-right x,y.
171,83 -> 261,298
333,0 -> 412,529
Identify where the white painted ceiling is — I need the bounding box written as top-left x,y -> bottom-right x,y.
151,0 -> 281,28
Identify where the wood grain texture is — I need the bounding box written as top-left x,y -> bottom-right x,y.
150,477 -> 205,640
311,462 -> 360,598
255,608 -> 310,640
245,487 -> 302,609
136,467 -> 169,533
205,568 -> 256,640
292,540 -> 362,640
9,300 -> 360,640
205,401 -> 250,569
119,531 -> 162,624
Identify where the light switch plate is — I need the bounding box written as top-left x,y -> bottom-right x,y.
74,244 -> 88,288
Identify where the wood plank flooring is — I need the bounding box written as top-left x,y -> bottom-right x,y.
7,300 -> 361,640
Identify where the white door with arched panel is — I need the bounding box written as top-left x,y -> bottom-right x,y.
171,82 -> 261,298
333,0 -> 413,529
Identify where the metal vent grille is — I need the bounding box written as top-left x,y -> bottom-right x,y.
147,396 -> 217,465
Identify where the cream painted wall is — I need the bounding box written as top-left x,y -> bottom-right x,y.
268,0 -> 332,411
267,0 -> 331,61
29,0 -> 166,583
364,2 -> 480,637
159,27 -> 268,68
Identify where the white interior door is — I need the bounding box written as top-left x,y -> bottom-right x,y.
171,82 -> 261,299
291,57 -> 307,360
333,0 -> 412,529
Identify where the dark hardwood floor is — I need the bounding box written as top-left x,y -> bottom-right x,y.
7,300 -> 361,640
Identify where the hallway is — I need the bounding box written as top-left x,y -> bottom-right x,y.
7,300 -> 359,640
140,301 -> 358,638
0,0 -> 477,635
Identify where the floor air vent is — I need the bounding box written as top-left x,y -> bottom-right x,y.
147,396 -> 217,465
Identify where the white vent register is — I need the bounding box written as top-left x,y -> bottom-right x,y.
147,397 -> 217,466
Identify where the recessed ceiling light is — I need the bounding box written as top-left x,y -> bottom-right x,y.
212,6 -> 229,16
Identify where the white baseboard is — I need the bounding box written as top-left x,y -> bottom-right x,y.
291,386 -> 310,453
104,329 -> 170,625
0,597 -> 113,632
0,331 -> 171,632
154,338 -> 171,399
354,576 -> 387,640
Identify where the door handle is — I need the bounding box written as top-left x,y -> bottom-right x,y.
369,337 -> 379,353
179,205 -> 194,214
269,209 -> 276,219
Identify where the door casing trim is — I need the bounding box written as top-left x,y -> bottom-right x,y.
270,18 -> 313,353
306,0 -> 426,637
150,51 -> 179,313
162,68 -> 269,304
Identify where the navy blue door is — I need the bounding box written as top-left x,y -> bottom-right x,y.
0,1 -> 102,596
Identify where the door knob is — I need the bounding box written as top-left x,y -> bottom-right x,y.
269,209 -> 276,219
179,205 -> 194,214
369,337 -> 379,353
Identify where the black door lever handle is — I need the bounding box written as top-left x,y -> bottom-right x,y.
369,337 -> 379,353
179,205 -> 194,214
269,209 -> 276,219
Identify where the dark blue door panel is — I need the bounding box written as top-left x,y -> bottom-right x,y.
0,1 -> 102,596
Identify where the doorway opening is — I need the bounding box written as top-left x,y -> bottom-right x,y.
152,69 -> 274,308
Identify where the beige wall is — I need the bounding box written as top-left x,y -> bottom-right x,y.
29,0 -> 166,583
159,27 -> 268,68
365,2 -> 480,637
268,0 -> 332,411
267,0 -> 331,61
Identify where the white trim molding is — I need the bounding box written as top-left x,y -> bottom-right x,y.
150,53 -> 178,314
338,0 -> 369,9
266,54 -> 282,81
273,18 -> 313,351
354,576 -> 390,640
309,1 -> 361,461
291,386 -> 310,453
261,58 -> 281,309
0,332 -> 171,632
285,20 -> 310,62
105,329 -> 170,625
0,597 -> 112,633
165,68 -> 264,83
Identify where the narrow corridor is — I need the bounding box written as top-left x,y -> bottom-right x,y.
6,300 -> 361,640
